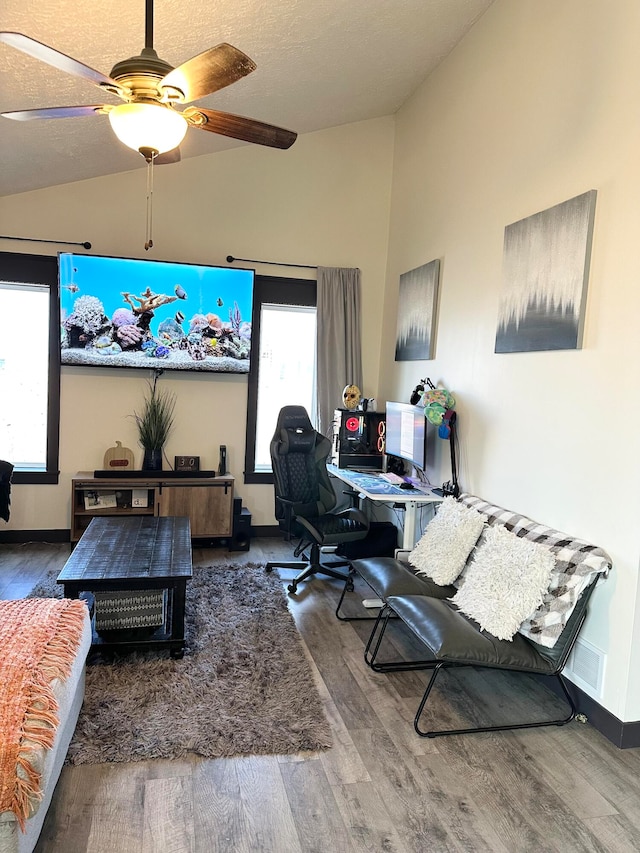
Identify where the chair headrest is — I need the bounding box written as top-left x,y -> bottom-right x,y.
279,426 -> 317,455
272,406 -> 314,435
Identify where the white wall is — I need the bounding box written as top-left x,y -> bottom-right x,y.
382,0 -> 640,720
0,116 -> 394,529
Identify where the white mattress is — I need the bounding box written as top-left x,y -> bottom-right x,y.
0,608 -> 92,853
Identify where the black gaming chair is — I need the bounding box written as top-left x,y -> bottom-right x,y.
265,406 -> 370,594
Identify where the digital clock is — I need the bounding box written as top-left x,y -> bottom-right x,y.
174,455 -> 200,472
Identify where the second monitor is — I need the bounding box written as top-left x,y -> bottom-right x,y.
384,401 -> 427,473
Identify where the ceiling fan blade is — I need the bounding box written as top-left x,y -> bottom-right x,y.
160,44 -> 256,103
154,147 -> 181,165
0,32 -> 125,94
1,105 -> 106,121
184,108 -> 297,150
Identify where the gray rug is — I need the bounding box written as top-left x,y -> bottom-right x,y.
30,563 -> 332,764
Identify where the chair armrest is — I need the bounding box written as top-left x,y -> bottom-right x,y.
275,496 -> 297,540
275,497 -> 296,509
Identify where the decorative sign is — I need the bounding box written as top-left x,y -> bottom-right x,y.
103,440 -> 134,469
131,489 -> 149,508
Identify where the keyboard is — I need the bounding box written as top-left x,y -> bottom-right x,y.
380,472 -> 404,484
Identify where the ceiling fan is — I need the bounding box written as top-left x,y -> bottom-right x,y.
0,0 -> 297,164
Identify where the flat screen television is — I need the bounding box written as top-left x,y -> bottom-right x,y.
384,401 -> 427,471
59,253 -> 254,373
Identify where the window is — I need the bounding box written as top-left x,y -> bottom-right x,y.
244,275 -> 316,484
0,252 -> 60,484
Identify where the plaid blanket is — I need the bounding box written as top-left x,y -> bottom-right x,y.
458,494 -> 611,648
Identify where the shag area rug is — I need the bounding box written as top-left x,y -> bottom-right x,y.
29,563 -> 332,765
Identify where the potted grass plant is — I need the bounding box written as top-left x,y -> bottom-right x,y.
134,378 -> 176,471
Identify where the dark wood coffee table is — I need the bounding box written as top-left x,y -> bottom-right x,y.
57,515 -> 192,658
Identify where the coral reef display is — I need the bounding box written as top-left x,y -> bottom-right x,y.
63,297 -> 252,374
63,288 -> 250,366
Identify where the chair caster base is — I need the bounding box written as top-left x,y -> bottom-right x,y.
287,583 -> 298,594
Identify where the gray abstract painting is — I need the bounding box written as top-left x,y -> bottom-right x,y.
395,259 -> 440,361
495,190 -> 597,353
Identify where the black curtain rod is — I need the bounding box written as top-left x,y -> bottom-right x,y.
0,235 -> 92,249
226,254 -> 316,270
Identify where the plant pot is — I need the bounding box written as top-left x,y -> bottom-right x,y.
142,448 -> 163,471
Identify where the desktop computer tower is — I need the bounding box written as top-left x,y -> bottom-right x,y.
331,409 -> 385,470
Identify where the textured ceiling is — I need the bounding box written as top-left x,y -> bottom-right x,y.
0,0 -> 493,197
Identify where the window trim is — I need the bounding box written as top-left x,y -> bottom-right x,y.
0,251 -> 60,485
244,275 -> 316,485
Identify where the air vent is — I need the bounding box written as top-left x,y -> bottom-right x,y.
567,637 -> 605,695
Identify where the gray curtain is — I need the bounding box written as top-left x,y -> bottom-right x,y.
316,266 -> 363,437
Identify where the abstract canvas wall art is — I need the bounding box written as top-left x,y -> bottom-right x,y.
395,259 -> 440,361
495,190 -> 597,353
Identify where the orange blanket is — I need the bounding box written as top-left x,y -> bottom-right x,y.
0,598 -> 86,830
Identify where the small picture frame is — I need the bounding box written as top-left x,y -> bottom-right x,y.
83,490 -> 118,509
174,455 -> 200,472
131,489 -> 149,508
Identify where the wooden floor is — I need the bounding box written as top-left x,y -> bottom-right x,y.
2,539 -> 640,852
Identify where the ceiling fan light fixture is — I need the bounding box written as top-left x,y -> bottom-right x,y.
108,102 -> 187,155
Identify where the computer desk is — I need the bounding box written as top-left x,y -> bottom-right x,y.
327,464 -> 443,550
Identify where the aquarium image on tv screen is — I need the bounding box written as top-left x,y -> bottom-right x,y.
59,253 -> 254,373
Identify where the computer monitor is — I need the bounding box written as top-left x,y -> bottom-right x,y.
384,401 -> 427,471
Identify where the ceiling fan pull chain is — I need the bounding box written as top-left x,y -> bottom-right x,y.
144,156 -> 154,251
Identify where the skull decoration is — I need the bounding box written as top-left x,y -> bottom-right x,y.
342,384 -> 362,410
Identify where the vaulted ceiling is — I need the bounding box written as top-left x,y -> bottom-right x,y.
0,0 -> 493,197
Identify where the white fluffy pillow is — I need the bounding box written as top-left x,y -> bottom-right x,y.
408,497 -> 486,585
451,525 -> 555,641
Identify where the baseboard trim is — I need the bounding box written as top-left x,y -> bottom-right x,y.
254,525 -> 285,538
0,529 -> 70,543
542,674 -> 640,748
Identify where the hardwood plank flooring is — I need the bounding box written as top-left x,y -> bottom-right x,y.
142,775 -> 194,853
2,539 -> 640,852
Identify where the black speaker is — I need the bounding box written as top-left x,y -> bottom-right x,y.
230,507 -> 252,551
218,444 -> 227,476
233,496 -> 242,516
